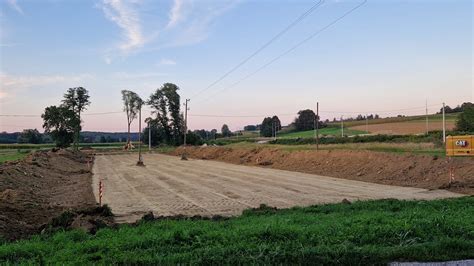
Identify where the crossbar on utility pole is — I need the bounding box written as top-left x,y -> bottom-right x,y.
182,99 -> 190,160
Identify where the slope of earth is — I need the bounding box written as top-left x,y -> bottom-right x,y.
0,150 -> 101,241
170,146 -> 474,195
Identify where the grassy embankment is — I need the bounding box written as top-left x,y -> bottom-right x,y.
0,197 -> 472,264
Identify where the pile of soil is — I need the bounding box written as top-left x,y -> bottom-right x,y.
171,146 -> 474,195
0,150 -> 111,241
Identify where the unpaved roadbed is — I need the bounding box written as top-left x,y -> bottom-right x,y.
93,154 -> 461,223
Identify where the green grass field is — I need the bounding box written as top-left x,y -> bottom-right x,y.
0,197 -> 472,264
277,127 -> 366,138
330,113 -> 460,127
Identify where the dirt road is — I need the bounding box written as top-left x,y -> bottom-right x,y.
92,154 -> 461,223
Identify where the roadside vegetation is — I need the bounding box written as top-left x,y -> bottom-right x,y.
1,197 -> 472,264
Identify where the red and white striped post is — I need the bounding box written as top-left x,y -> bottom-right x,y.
99,180 -> 104,206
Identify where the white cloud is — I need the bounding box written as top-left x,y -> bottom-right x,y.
159,58 -> 176,65
112,72 -> 168,79
6,0 -> 24,15
0,72 -> 93,98
101,0 -> 145,53
167,0 -> 185,28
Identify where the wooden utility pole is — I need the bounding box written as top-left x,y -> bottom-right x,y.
182,99 -> 190,160
137,106 -> 144,166
316,102 -> 319,150
442,102 -> 446,143
148,120 -> 151,151
425,99 -> 429,135
341,115 -> 344,137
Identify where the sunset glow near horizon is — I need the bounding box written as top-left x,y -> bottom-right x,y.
0,0 -> 472,133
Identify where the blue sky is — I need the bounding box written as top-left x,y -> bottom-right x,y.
0,0 -> 472,132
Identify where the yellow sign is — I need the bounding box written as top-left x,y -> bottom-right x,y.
446,135 -> 474,156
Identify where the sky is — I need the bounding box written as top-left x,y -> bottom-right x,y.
0,0 -> 472,133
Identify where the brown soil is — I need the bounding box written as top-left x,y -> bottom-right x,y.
350,121 -> 455,135
0,150 -> 108,241
170,146 -> 474,195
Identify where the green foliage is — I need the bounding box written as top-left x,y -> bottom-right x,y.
260,116 -> 282,137
147,83 -> 183,145
61,87 -> 91,150
221,124 -> 232,137
271,132 -> 445,146
17,129 -> 43,144
0,197 -> 473,264
42,106 -> 78,148
455,106 -> 474,132
121,90 -> 144,144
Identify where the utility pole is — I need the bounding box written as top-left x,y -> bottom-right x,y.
316,102 -> 319,150
365,114 -> 369,134
137,106 -> 144,166
182,99 -> 190,160
425,99 -> 429,135
442,102 -> 446,143
148,119 -> 151,152
341,115 -> 344,137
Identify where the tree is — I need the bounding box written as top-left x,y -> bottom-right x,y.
244,125 -> 257,131
221,124 -> 232,137
42,106 -> 79,148
147,83 -> 183,145
260,117 -> 273,137
122,90 -> 143,147
455,106 -> 474,132
210,129 -> 218,140
294,109 -> 317,131
17,129 -> 43,144
61,87 -> 90,150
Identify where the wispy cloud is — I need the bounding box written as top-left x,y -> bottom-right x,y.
167,0 -> 185,28
101,0 -> 145,53
0,72 -> 93,99
112,71 -> 168,79
6,0 -> 24,15
159,58 -> 176,65
100,0 -> 240,62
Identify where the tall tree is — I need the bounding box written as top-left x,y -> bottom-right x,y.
121,90 -> 143,148
221,124 -> 232,137
260,117 -> 273,137
294,109 -> 317,131
61,87 -> 90,150
42,106 -> 79,148
148,83 -> 183,145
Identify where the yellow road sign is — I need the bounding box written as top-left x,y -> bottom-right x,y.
446,135 -> 473,156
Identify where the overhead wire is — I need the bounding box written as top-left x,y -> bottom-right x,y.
195,0 -> 368,104
189,0 -> 325,99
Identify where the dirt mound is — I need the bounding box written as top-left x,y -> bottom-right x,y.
0,150 -> 99,241
171,146 -> 474,195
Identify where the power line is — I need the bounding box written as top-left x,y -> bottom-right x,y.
190,0 -> 325,99
196,0 -> 368,104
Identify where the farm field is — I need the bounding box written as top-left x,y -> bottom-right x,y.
1,197 -> 473,264
92,153 -> 461,223
277,127 -> 365,138
350,120 -> 456,135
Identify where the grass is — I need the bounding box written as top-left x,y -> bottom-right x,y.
0,150 -> 30,164
330,113 -> 460,128
277,127 -> 366,138
0,197 -> 472,264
